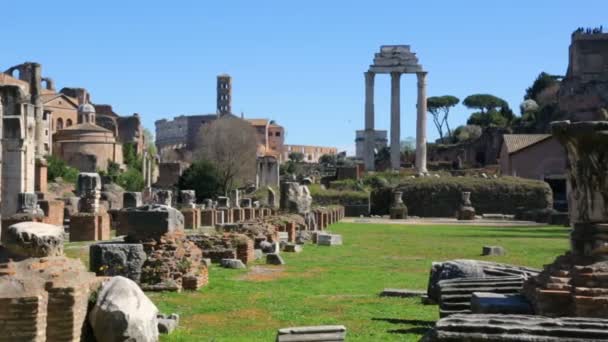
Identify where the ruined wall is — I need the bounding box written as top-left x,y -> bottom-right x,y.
558,32 -> 608,121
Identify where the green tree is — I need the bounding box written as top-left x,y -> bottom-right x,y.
453,125 -> 482,142
46,155 -> 79,184
288,152 -> 305,163
524,72 -> 561,101
319,154 -> 337,166
463,94 -> 508,114
427,95 -> 460,142
177,160 -> 222,201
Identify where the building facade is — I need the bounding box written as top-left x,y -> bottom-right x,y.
283,145 -> 338,163
499,134 -> 568,210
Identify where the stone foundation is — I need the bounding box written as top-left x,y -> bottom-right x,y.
0,257 -> 99,342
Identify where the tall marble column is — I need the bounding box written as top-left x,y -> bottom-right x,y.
415,71 -> 428,174
364,71 -> 375,171
390,72 -> 401,170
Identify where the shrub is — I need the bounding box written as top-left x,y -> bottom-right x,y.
116,167 -> 144,192
371,176 -> 552,217
46,155 -> 79,184
329,179 -> 366,191
309,184 -> 370,206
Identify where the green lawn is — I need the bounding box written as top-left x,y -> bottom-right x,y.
136,223 -> 568,342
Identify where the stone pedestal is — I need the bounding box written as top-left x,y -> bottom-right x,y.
389,191 -> 408,220
181,208 -> 200,229
200,209 -> 216,226
232,208 -> 244,222
69,211 -> 110,242
458,192 -> 476,220
38,199 -> 65,226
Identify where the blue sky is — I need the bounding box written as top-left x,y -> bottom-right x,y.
2,1 -> 606,154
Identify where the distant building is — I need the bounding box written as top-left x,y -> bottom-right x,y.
499,134 -> 567,210
246,118 -> 285,160
355,130 -> 387,159
283,145 -> 338,163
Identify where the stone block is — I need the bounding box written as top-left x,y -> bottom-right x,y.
317,234 -> 343,246
2,222 -> 64,258
276,325 -> 346,342
39,200 -> 64,226
278,231 -> 289,242
266,253 -> 285,265
284,243 -> 303,253
123,192 -> 142,208
482,245 -> 506,256
89,243 -> 147,282
471,292 -> 533,315
120,205 -> 184,241
157,313 -> 180,334
220,258 -> 246,269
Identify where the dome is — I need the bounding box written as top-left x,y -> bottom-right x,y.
78,103 -> 96,114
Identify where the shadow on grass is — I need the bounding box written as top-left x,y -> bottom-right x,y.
372,318 -> 434,325
372,318 -> 435,335
388,327 -> 431,335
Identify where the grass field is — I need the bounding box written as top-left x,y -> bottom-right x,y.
104,222 -> 567,342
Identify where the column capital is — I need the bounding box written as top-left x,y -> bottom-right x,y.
390,71 -> 402,79
417,71 -> 427,86
364,71 -> 375,79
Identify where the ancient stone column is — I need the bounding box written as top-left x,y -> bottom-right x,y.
416,71 -> 428,174
142,151 -> 147,186
364,72 -> 376,171
390,72 -> 401,170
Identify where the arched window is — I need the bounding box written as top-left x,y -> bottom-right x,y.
56,118 -> 63,130
66,119 -> 73,127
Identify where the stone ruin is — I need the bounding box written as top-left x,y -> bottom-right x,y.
424,30 -> 608,341
69,173 -> 110,242
389,190 -> 407,219
0,220 -> 169,341
521,121 -> 608,317
94,204 -> 208,291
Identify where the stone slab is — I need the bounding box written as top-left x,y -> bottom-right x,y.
317,234 -> 343,246
471,292 -> 533,315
